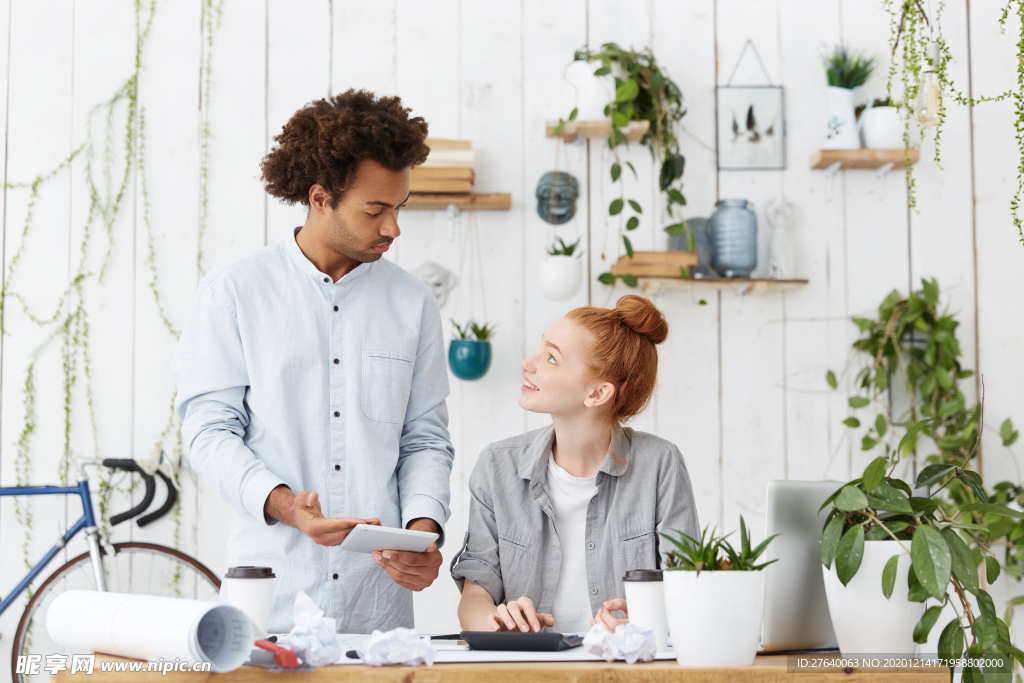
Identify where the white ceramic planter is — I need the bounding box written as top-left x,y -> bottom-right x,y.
822,540 -> 922,655
538,255 -> 582,301
824,85 -> 872,150
860,106 -> 907,149
663,570 -> 765,666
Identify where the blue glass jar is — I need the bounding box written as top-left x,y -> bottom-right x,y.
709,199 -> 757,278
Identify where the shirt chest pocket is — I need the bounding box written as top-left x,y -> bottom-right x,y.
621,528 -> 657,571
360,349 -> 416,424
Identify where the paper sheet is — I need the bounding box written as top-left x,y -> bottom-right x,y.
48,590 -> 255,672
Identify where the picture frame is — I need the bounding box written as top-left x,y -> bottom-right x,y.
716,85 -> 786,170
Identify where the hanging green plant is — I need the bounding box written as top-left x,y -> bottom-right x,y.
555,43 -> 688,288
883,1 -> 1022,241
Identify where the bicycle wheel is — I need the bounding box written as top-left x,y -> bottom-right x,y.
11,542 -> 221,683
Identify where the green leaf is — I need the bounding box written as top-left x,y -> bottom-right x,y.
553,121 -> 566,135
961,471 -> 990,504
914,605 -> 943,644
625,161 -> 637,178
898,418 -> 933,456
611,162 -> 621,182
907,566 -> 931,602
861,435 -> 878,451
865,482 -> 913,513
863,457 -> 888,493
686,231 -> 695,252
849,396 -> 870,409
911,525 -> 953,601
679,266 -> 689,279
568,107 -> 578,121
612,111 -> 631,128
853,317 -> 874,333
593,66 -> 611,76
915,463 -> 956,489
936,366 -> 953,391
875,414 -> 887,437
875,370 -> 889,392
663,222 -> 687,236
835,524 -> 865,586
1001,418 -> 1019,447
597,272 -> 616,286
628,199 -> 642,213
622,274 -> 638,288
820,515 -> 845,569
843,417 -> 861,428
835,485 -> 869,512
882,554 -> 899,599
937,618 -> 964,661
974,614 -> 998,650
941,527 -> 980,596
986,555 -> 1001,584
626,216 -> 639,231
609,198 -> 624,215
615,78 -> 639,102
826,370 -> 838,389
979,589 -> 997,620
623,235 -> 633,258
922,277 -> 940,305
667,188 -> 686,205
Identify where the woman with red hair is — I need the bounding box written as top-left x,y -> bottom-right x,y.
451,295 -> 699,634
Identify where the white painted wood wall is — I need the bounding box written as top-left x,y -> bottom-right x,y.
1,0 -> 1023,659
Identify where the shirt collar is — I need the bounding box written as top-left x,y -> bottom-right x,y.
518,423 -> 632,483
286,226 -> 373,284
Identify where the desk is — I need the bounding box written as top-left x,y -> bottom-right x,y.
53,654 -> 949,682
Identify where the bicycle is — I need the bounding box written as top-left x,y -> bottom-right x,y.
2,455 -> 222,683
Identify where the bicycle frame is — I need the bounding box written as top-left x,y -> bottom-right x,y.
0,475 -> 107,616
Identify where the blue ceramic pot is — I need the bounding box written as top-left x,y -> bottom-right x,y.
448,340 -> 492,381
709,199 -> 757,278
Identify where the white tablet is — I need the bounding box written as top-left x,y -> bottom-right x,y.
338,524 -> 439,554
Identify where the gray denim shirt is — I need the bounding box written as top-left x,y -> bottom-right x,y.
450,424 -> 699,620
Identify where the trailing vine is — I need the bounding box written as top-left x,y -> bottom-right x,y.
197,0 -> 224,276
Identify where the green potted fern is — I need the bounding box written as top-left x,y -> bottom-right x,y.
448,320 -> 495,381
661,517 -> 777,666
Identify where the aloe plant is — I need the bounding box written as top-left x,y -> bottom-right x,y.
662,516 -> 778,574
547,237 -> 582,258
451,319 -> 496,342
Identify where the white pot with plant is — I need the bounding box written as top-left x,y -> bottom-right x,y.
859,98 -> 912,149
823,45 -> 876,150
538,238 -> 583,302
563,59 -> 615,121
662,517 -> 777,667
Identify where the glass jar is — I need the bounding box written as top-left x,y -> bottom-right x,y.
710,199 -> 757,278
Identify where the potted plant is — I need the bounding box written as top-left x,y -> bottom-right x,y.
859,97 -> 912,149
554,43 -> 690,288
823,45 -> 876,150
821,279 -> 1024,675
448,320 -> 495,381
661,517 -> 777,666
538,238 -> 583,302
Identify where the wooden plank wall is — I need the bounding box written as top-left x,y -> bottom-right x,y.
0,0 -> 1022,647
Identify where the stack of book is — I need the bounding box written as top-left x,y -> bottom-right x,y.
412,139 -> 475,194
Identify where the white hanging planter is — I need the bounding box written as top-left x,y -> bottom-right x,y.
538,255 -> 582,302
821,540 -> 922,655
860,106 -> 913,149
663,570 -> 765,666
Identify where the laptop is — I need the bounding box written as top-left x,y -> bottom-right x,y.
761,480 -> 841,653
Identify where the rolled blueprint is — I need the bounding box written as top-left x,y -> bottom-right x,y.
47,590 -> 254,672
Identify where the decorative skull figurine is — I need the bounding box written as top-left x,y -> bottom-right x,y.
412,261 -> 458,310
536,171 -> 579,225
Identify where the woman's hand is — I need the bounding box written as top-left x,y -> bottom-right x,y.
489,597 -> 554,633
592,598 -> 629,631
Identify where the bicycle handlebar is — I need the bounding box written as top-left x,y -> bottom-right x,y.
102,458 -> 174,527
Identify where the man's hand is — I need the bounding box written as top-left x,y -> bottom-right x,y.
371,517 -> 443,591
264,485 -> 379,546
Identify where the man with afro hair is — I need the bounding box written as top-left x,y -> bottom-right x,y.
173,90 -> 454,633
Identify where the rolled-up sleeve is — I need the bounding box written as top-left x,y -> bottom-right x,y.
449,447 -> 504,604
172,280 -> 286,526
655,444 -> 700,567
396,295 -> 454,545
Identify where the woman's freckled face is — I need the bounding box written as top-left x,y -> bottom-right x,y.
519,317 -> 594,416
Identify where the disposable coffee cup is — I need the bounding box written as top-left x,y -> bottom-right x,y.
623,569 -> 668,651
219,566 -> 275,640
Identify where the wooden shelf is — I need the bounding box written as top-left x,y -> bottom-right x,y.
405,193 -> 511,211
611,251 -> 699,278
810,148 -> 919,170
545,119 -> 650,143
635,277 -> 809,297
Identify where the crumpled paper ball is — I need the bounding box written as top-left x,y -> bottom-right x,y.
582,622 -> 657,664
356,627 -> 435,667
287,590 -> 342,667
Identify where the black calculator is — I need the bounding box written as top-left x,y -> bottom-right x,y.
460,631 -> 584,652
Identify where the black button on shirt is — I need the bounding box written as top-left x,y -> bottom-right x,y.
334,464 -> 340,471
334,411 -> 340,417
333,358 -> 339,364
332,573 -> 339,580
333,306 -> 338,312
323,277 -> 329,283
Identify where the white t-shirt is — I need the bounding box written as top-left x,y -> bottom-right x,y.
546,457 -> 599,634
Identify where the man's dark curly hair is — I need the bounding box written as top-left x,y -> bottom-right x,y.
260,89 -> 429,208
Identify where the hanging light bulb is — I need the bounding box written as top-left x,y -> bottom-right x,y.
914,42 -> 942,127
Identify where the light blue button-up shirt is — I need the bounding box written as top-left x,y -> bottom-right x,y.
172,227 -> 454,634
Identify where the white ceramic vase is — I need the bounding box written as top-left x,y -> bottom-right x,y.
824,85 -> 872,150
663,570 -> 765,666
860,106 -> 907,149
821,540 -> 922,655
563,60 -> 615,121
538,255 -> 582,301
